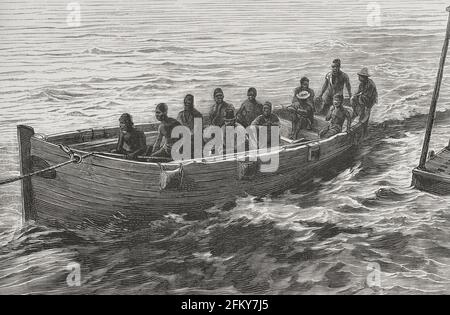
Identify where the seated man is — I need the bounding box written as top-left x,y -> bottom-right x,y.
251,101 -> 280,148
150,103 -> 182,159
220,108 -> 247,155
236,87 -> 263,127
288,91 -> 314,139
177,94 -> 203,132
112,113 -> 147,160
319,94 -> 352,139
209,88 -> 235,127
293,76 -> 315,111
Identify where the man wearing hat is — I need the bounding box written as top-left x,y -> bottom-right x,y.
288,91 -> 315,139
318,59 -> 352,115
351,67 -> 378,122
220,108 -> 246,155
209,88 -> 235,127
236,87 -> 264,127
292,76 -> 315,110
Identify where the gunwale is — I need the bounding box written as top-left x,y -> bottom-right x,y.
38,117 -> 365,168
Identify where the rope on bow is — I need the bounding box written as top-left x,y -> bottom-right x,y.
0,145 -> 95,186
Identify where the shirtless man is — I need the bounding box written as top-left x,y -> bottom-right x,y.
319,94 -> 352,139
150,103 -> 182,159
111,113 -> 147,160
236,87 -> 263,127
317,59 -> 352,115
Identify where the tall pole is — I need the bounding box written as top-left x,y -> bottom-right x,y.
418,7 -> 450,169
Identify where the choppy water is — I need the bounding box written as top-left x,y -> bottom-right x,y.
1,0 -> 450,295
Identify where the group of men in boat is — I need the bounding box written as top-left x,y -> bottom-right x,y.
113,58 -> 378,160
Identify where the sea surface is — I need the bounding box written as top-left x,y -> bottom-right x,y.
1,0 -> 450,295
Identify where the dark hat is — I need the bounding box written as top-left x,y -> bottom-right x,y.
224,108 -> 236,121
263,101 -> 272,109
333,94 -> 344,102
214,88 -> 224,97
247,87 -> 257,96
156,103 -> 168,113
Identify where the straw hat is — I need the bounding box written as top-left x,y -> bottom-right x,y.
297,91 -> 311,100
357,67 -> 371,77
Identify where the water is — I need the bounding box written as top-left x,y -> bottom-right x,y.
1,0 -> 450,294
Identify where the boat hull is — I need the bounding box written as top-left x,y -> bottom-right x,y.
18,121 -> 367,229
412,147 -> 450,195
412,168 -> 450,195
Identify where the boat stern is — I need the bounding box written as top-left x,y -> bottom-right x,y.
17,125 -> 36,224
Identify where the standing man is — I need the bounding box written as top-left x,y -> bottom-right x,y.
150,103 -> 182,159
177,94 -> 203,132
236,87 -> 263,127
351,67 -> 378,122
319,94 -> 352,139
293,77 -> 315,111
318,59 -> 352,115
209,88 -> 235,127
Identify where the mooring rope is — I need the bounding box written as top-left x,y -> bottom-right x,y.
0,145 -> 95,186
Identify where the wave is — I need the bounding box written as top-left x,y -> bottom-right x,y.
66,111 -> 88,117
64,34 -> 114,39
312,39 -> 353,49
83,105 -> 109,111
83,48 -> 134,55
137,48 -> 160,54
31,89 -> 90,101
87,77 -> 123,83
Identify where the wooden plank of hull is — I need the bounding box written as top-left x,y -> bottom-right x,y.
412,168 -> 450,195
28,121 -> 366,227
413,147 -> 450,195
31,142 -> 243,200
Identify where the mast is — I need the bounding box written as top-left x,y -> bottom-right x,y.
418,6 -> 450,169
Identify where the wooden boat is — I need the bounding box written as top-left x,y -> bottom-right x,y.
412,6 -> 450,195
16,111 -> 368,229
